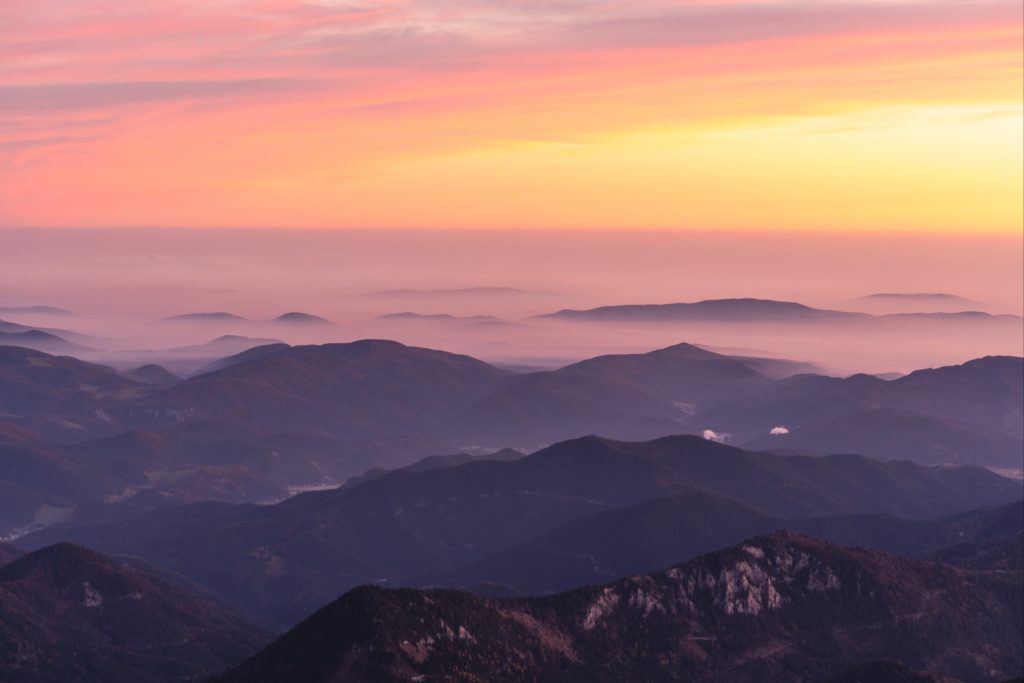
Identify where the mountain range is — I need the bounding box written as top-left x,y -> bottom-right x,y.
1,340 -> 1021,542
0,318 -> 94,355
0,330 -> 1019,681
0,329 -> 88,353
542,298 -> 1022,325
209,531 -> 1023,682
23,435 -> 1021,626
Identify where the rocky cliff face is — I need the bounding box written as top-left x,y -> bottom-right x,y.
212,531 -> 1023,683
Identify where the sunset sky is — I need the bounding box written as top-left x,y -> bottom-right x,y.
1,0 -> 1021,231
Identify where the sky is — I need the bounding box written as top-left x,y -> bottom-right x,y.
1,0 -> 1021,231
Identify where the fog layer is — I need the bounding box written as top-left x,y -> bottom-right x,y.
1,229 -> 1020,375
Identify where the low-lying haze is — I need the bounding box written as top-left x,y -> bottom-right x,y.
1,228 -> 1020,375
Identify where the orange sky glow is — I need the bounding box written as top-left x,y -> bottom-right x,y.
1,0 -> 1021,231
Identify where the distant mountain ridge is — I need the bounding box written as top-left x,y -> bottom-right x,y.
0,318 -> 83,337
0,319 -> 93,352
859,293 -> 978,306
744,408 -> 1024,469
703,355 -> 1024,448
130,340 -> 511,438
272,312 -> 334,325
543,298 -> 865,322
449,341 -> 817,445
189,342 -> 293,376
864,292 -> 971,300
0,329 -> 89,353
542,298 -> 1021,324
0,306 -> 72,316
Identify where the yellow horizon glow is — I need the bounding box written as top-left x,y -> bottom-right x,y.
0,1 -> 1021,232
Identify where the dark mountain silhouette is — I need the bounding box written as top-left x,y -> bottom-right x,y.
209,532 -> 1023,683
25,435 -> 1021,625
271,311 -> 334,325
161,312 -> 248,322
123,364 -> 181,385
0,543 -> 269,682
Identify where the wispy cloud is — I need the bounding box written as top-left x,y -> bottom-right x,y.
0,79 -> 330,114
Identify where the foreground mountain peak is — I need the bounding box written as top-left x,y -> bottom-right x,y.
211,532 -> 1022,682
